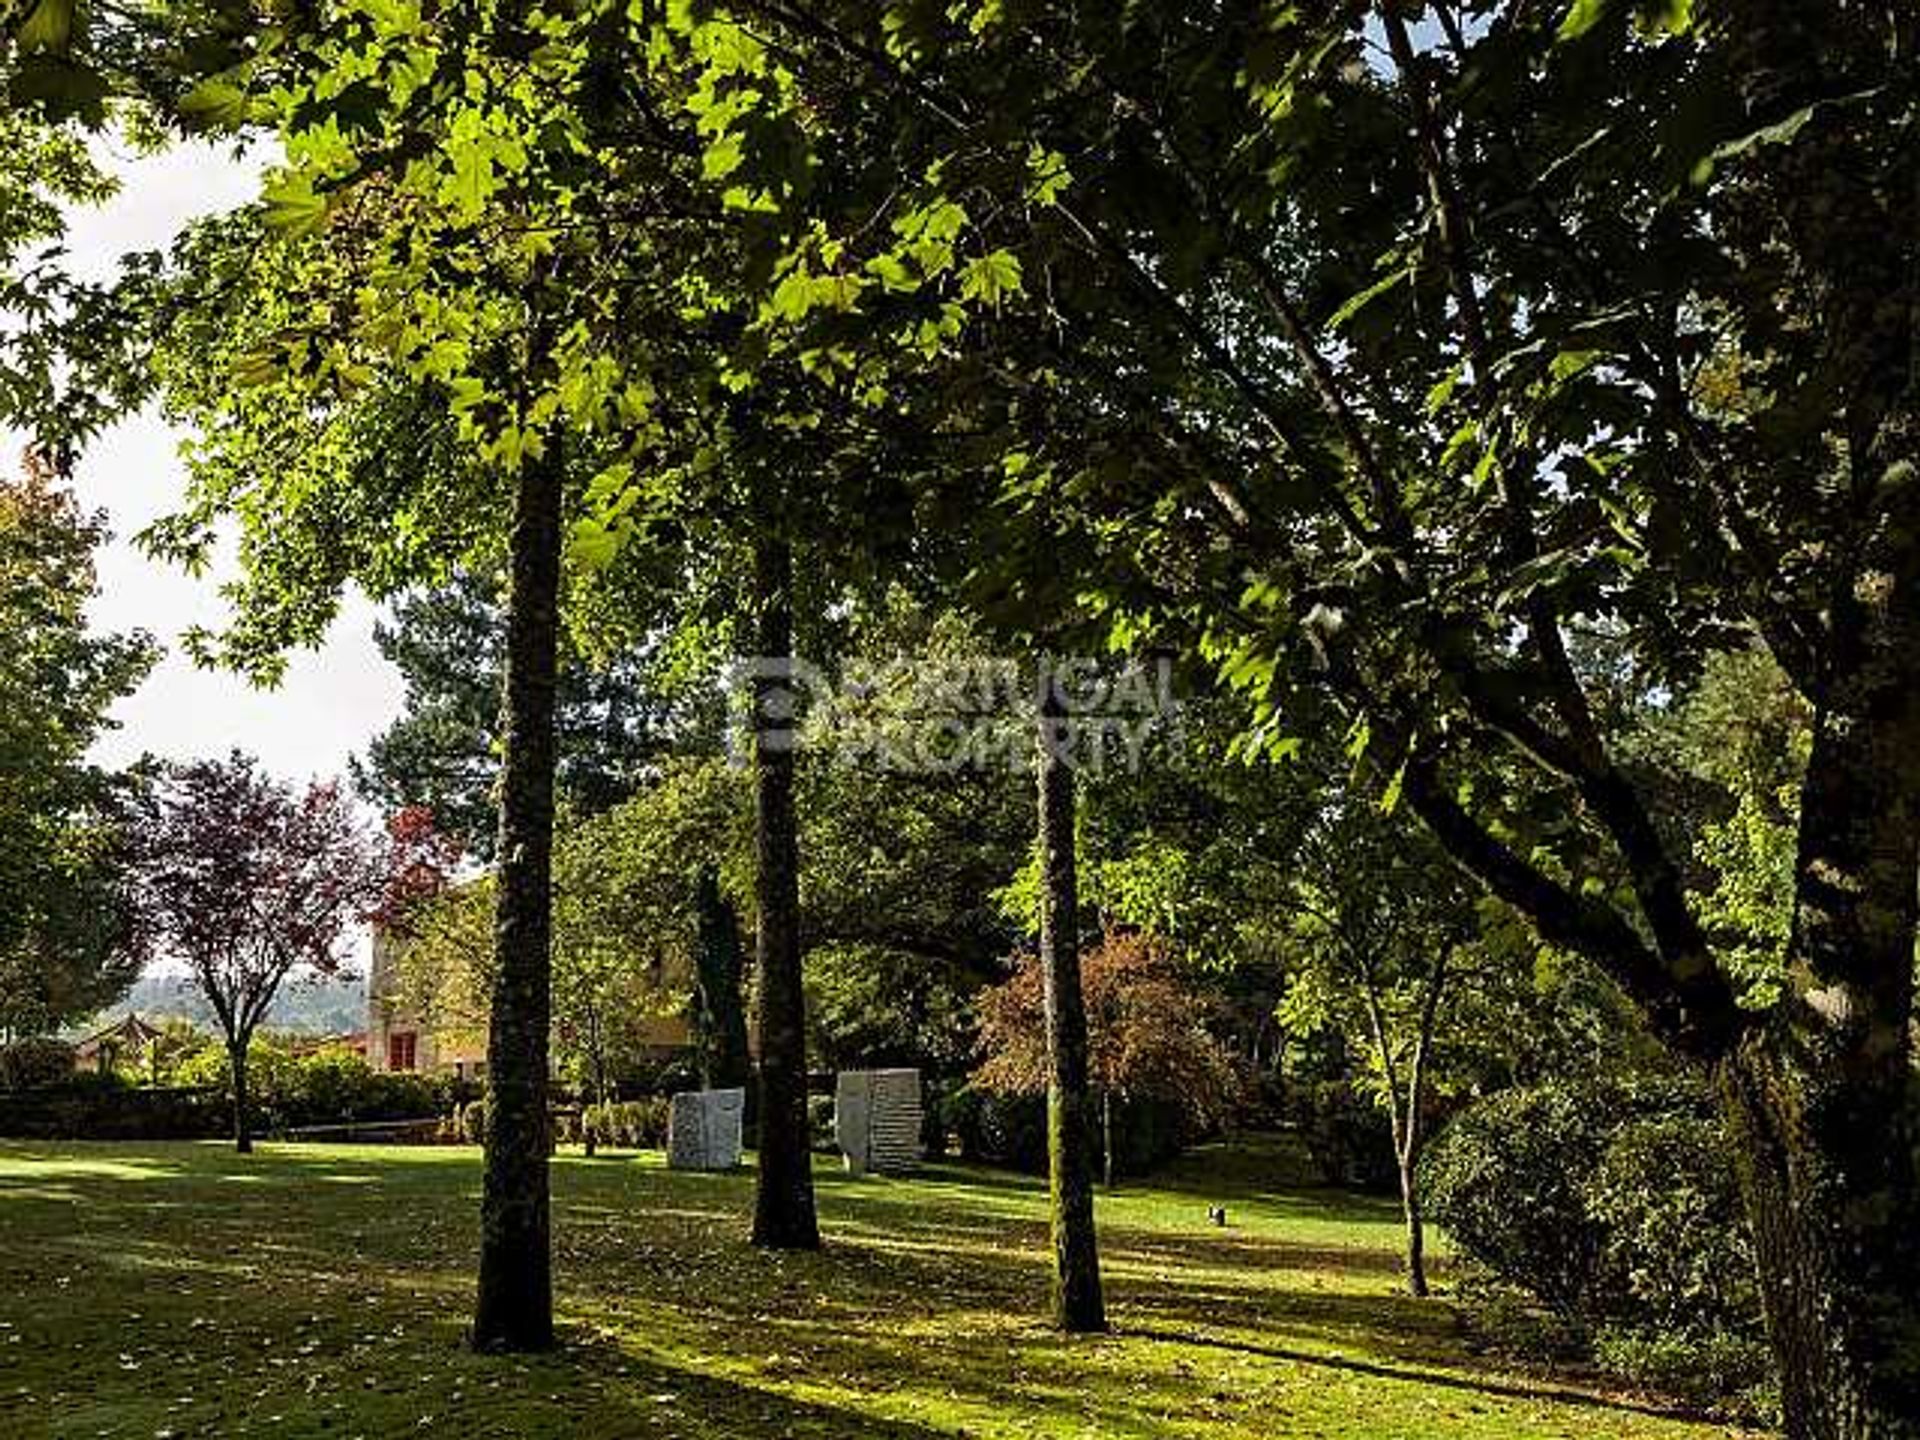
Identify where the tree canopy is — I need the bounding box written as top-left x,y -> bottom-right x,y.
0,459 -> 154,1040
3,0 -> 1914,1425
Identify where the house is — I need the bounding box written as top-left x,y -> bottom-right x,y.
365,928 -> 700,1079
284,1032 -> 369,1060
366,930 -> 489,1079
71,1014 -> 163,1075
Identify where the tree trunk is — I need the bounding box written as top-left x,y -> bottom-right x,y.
693,864 -> 752,1092
471,441 -> 562,1354
1717,667 -> 1920,1434
1359,943 -> 1446,1301
1037,680 -> 1107,1333
229,1040 -> 252,1155
582,1002 -> 601,1158
1717,477 -> 1920,1434
1101,1089 -> 1116,1191
1722,1038 -> 1919,1438
749,531 -> 819,1251
1399,1148 -> 1427,1300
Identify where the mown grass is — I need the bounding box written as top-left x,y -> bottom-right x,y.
0,1136 -> 1758,1438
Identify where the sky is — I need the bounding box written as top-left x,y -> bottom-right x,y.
46,141 -> 407,782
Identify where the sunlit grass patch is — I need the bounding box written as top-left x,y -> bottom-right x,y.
0,1137 -> 1760,1438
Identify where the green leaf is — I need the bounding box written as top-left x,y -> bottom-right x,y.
178,78 -> 251,131
1379,756 -> 1407,815
1425,364 -> 1463,418
261,176 -> 329,236
1344,716 -> 1371,763
1025,144 -> 1071,206
1637,0 -> 1694,35
12,0 -> 76,55
864,253 -> 918,293
959,249 -> 1022,307
701,133 -> 744,181
1547,349 -> 1601,391
1557,0 -> 1612,41
6,53 -> 108,120
570,516 -> 621,570
1324,264 -> 1411,333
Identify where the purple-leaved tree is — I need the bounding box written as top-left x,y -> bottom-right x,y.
128,753 -> 382,1152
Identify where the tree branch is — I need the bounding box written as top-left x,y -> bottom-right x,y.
1403,753 -> 1742,1061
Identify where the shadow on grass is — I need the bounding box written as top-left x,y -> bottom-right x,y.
502,1327 -> 964,1439
1126,1326 -> 1714,1425
0,1138 -> 1737,1438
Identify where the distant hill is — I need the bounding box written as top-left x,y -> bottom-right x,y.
112,974 -> 368,1035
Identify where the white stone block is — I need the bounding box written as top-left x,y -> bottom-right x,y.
668,1087 -> 745,1170
835,1069 -> 922,1175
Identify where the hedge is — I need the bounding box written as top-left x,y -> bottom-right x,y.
0,1038 -> 80,1092
0,1082 -> 228,1141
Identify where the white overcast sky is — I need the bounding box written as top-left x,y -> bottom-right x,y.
39,141 -> 407,783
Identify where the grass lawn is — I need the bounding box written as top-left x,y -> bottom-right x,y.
0,1136 -> 1756,1439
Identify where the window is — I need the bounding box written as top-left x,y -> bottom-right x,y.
388,1031 -> 418,1072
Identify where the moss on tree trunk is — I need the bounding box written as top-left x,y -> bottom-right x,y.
1037,681 -> 1106,1333
1723,1038 -> 1920,1438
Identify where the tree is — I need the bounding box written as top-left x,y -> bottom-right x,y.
1275,803 -> 1483,1298
0,458 -> 154,1040
1032,680 -> 1105,1332
748,528 -> 818,1250
137,10 -> 686,1349
691,865 -> 751,1092
471,406 -> 565,1352
797,599 -> 1032,1073
126,754 -> 379,1152
354,570 -> 679,860
976,931 -> 1238,1190
706,6 -> 1915,1423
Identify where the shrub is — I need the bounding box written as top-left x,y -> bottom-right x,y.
60,1068 -> 132,1096
583,1098 -> 669,1150
1586,1112 -> 1758,1334
934,1077 -> 1199,1178
807,1094 -> 837,1152
171,1043 -> 460,1132
0,1084 -> 226,1141
1454,1285 -> 1589,1364
939,1085 -> 1047,1171
1106,1094 -> 1192,1177
1421,1082 -> 1611,1313
611,1052 -> 702,1100
1293,1078 -> 1399,1192
359,1067 -> 448,1124
458,1098 -> 487,1146
287,1048 -> 375,1126
0,1037 -> 78,1091
172,1044 -> 233,1093
1593,1328 -> 1777,1422
1423,1075 -> 1768,1410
